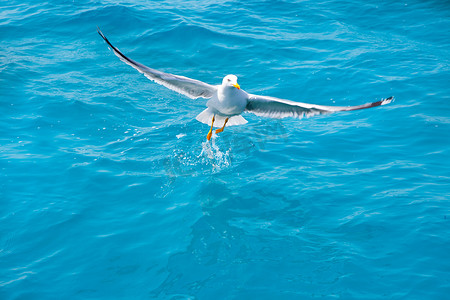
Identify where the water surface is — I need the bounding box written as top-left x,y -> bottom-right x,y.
1,0 -> 449,299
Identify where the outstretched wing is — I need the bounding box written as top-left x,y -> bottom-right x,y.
97,28 -> 217,99
246,94 -> 394,119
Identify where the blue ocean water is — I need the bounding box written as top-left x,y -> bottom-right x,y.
1,0 -> 450,298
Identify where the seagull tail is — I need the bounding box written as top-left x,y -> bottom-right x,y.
196,108 -> 248,127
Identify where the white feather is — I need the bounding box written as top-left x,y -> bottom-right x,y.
196,108 -> 247,127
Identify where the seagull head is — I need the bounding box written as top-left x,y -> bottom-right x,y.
222,74 -> 240,90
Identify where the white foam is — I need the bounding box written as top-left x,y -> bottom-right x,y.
198,134 -> 231,170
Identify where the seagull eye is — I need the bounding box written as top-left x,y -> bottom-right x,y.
227,79 -> 231,82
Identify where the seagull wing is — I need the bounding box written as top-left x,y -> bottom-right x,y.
98,28 -> 217,99
246,94 -> 394,119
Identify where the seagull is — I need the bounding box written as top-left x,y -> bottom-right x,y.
98,28 -> 393,140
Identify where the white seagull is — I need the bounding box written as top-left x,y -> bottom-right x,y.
98,29 -> 393,140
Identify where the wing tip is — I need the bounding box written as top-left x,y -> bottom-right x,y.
96,27 -> 134,65
97,26 -> 105,39
381,96 -> 394,105
97,26 -> 112,47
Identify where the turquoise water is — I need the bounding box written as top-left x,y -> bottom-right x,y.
1,0 -> 450,298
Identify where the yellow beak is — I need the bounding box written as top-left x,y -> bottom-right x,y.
233,83 -> 240,90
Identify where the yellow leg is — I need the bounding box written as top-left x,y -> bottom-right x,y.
215,117 -> 229,134
206,115 -> 215,141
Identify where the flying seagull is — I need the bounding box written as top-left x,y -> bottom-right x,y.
97,28 -> 393,140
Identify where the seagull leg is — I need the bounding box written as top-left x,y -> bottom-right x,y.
215,117 -> 229,134
206,115 -> 215,141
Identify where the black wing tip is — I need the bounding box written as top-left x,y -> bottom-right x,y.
96,27 -> 146,72
96,26 -> 111,45
96,27 -> 128,60
381,96 -> 394,105
344,96 -> 394,111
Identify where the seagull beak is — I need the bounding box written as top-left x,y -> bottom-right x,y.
233,83 -> 240,90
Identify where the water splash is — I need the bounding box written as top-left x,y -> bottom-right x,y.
163,133 -> 231,177
198,133 -> 231,170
